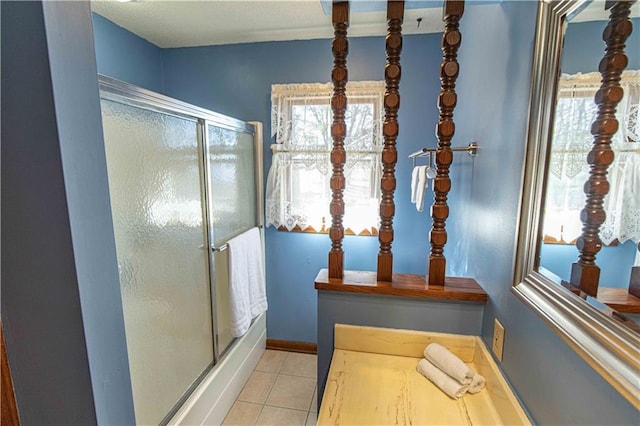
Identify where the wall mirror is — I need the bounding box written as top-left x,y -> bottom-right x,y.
513,0 -> 640,408
539,0 -> 639,321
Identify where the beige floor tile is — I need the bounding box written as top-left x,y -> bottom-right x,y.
280,353 -> 317,378
265,375 -> 315,410
255,350 -> 288,373
237,371 -> 277,404
305,411 -> 317,426
255,406 -> 307,426
309,386 -> 317,412
222,401 -> 262,426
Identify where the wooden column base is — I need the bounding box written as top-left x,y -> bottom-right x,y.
629,266 -> 640,298
570,262 -> 600,298
329,251 -> 344,279
377,253 -> 393,282
428,257 -> 446,286
560,281 -> 582,295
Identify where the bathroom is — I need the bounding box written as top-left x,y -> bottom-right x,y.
2,0 -> 638,425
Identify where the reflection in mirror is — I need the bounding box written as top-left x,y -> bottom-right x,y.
538,1 -> 640,328
514,0 -> 640,409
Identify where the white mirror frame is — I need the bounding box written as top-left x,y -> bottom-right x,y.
513,0 -> 640,409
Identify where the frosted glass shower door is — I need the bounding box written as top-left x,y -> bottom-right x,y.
207,124 -> 257,354
101,99 -> 214,425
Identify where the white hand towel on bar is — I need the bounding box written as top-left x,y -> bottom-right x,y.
415,165 -> 428,212
410,166 -> 420,204
469,373 -> 486,394
417,359 -> 469,399
424,343 -> 475,385
228,227 -> 268,337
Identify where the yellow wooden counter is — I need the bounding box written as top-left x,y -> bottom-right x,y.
318,324 -> 530,425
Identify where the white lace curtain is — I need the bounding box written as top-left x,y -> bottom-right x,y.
266,81 -> 384,233
543,71 -> 640,245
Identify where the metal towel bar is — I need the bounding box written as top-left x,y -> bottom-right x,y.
408,141 -> 478,158
211,244 -> 229,253
211,225 -> 263,252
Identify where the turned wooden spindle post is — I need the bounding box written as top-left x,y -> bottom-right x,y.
377,0 -> 405,282
570,0 -> 634,297
629,242 -> 640,298
428,0 -> 464,286
328,1 -> 349,279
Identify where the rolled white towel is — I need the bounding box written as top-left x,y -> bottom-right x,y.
416,359 -> 469,399
469,373 -> 486,394
424,343 -> 475,385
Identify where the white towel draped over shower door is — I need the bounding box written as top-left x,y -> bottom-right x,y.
228,227 -> 268,337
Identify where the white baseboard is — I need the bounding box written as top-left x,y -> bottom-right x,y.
168,313 -> 266,425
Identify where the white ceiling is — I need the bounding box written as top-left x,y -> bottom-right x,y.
90,0 -> 446,48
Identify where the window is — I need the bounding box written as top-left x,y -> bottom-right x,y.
266,81 -> 384,235
543,70 -> 640,246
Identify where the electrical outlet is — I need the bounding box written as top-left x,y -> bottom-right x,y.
492,318 -> 505,361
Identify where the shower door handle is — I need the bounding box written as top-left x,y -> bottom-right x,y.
200,244 -> 228,252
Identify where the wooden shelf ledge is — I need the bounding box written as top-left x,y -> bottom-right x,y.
314,268 -> 487,303
596,287 -> 640,314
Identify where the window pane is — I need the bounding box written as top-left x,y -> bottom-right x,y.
344,156 -> 380,232
267,82 -> 384,234
291,104 -> 330,148
290,160 -> 329,229
345,103 -> 375,150
285,101 -> 380,232
290,102 -> 377,151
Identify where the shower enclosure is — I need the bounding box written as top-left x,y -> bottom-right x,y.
99,76 -> 263,425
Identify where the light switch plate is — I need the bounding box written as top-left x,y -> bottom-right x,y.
492,318 -> 505,361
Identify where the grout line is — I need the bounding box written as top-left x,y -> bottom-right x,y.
262,402 -> 311,411
263,375 -> 277,405
261,404 -> 308,412
252,403 -> 264,426
282,351 -> 293,371
276,371 -> 318,379
280,351 -> 291,375
308,384 -> 316,412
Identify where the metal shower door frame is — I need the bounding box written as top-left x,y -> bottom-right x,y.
98,74 -> 262,423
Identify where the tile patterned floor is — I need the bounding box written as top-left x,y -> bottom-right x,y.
223,350 -> 318,426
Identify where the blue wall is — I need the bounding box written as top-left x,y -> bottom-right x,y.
452,3 -> 638,424
2,2 -> 135,424
541,240 -> 637,287
92,13 -> 164,93
161,35 -> 445,343
562,18 -> 640,74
